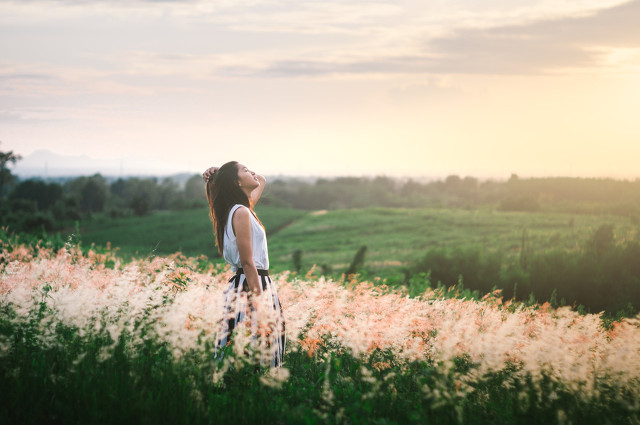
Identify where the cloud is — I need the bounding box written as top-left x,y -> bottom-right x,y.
0,69 -> 66,96
426,0 -> 640,74
227,0 -> 640,77
2,0 -> 639,84
0,63 -> 156,97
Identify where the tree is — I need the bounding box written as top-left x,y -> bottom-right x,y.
157,178 -> 181,209
80,179 -> 107,212
68,174 -> 109,213
0,145 -> 22,203
185,174 -> 205,201
9,180 -> 63,210
121,178 -> 159,216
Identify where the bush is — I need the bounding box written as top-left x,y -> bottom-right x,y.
51,197 -> 82,221
412,247 -> 502,294
346,245 -> 368,276
130,195 -> 150,216
8,179 -> 63,210
292,249 -> 303,273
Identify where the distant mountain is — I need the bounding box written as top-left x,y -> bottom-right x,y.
11,149 -> 188,178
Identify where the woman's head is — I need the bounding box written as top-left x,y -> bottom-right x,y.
236,163 -> 261,192
205,161 -> 253,254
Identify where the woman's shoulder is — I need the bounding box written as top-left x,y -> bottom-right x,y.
225,205 -> 250,239
230,204 -> 251,222
230,204 -> 249,214
225,204 -> 247,226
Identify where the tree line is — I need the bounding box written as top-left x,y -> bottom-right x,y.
265,174 -> 640,216
3,144 -> 640,234
1,169 -> 207,233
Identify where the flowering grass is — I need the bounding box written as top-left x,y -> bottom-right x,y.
1,237 -> 639,424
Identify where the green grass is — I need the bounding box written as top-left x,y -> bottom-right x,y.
76,206 -> 639,278
76,206 -> 306,261
267,207 -> 638,276
2,313 -> 637,425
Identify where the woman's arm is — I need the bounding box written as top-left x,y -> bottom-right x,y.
232,206 -> 262,294
249,174 -> 266,206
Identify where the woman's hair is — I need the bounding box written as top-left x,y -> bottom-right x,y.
205,161 -> 251,254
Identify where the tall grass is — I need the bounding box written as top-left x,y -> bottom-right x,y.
1,237 -> 639,424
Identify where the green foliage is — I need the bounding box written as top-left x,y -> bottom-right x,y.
1,313 -> 637,425
320,263 -> 332,276
9,179 -> 63,209
0,145 -> 21,200
0,198 -> 56,233
1,180 -> 80,232
51,196 -> 82,221
519,228 -> 532,270
346,245 -> 368,276
256,175 -> 640,216
292,249 -> 303,272
409,225 -> 640,316
589,223 -> 615,256
412,247 -> 502,295
5,172 -> 640,244
184,174 -> 205,201
68,174 -> 109,213
406,272 -> 432,297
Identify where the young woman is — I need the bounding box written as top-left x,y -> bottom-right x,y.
203,161 -> 285,367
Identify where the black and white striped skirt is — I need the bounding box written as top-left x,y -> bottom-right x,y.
215,268 -> 286,367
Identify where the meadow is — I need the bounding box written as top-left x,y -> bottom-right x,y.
1,237 -> 639,424
72,206 -> 640,316
77,206 -> 637,277
75,206 -> 306,261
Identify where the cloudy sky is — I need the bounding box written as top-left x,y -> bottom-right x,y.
1,0 -> 639,178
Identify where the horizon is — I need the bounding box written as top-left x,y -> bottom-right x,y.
2,0 -> 640,179
8,147 -> 640,183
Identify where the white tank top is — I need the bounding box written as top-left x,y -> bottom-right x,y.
222,204 -> 269,272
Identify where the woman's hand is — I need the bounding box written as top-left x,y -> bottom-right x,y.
202,166 -> 219,182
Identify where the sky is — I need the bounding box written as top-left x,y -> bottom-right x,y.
1,0 -> 639,179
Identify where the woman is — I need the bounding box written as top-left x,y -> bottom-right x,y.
203,161 -> 285,367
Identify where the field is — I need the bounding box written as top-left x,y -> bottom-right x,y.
1,238 -> 639,424
76,206 -> 638,277
76,206 -> 307,261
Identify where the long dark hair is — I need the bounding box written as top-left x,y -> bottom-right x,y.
205,161 -> 251,255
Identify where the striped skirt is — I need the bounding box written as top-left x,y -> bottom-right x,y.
215,268 -> 286,367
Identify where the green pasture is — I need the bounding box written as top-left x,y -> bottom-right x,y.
76,206 -> 306,261
76,206 -> 638,277
268,207 -> 637,273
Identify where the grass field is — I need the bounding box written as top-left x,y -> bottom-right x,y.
76,206 -> 639,278
2,240 -> 639,424
76,206 -> 306,261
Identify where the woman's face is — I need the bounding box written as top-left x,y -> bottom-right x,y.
237,163 -> 260,191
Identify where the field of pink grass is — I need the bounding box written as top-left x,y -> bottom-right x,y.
2,240 -> 640,416
0,242 -> 640,396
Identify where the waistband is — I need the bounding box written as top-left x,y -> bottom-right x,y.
236,268 -> 269,276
